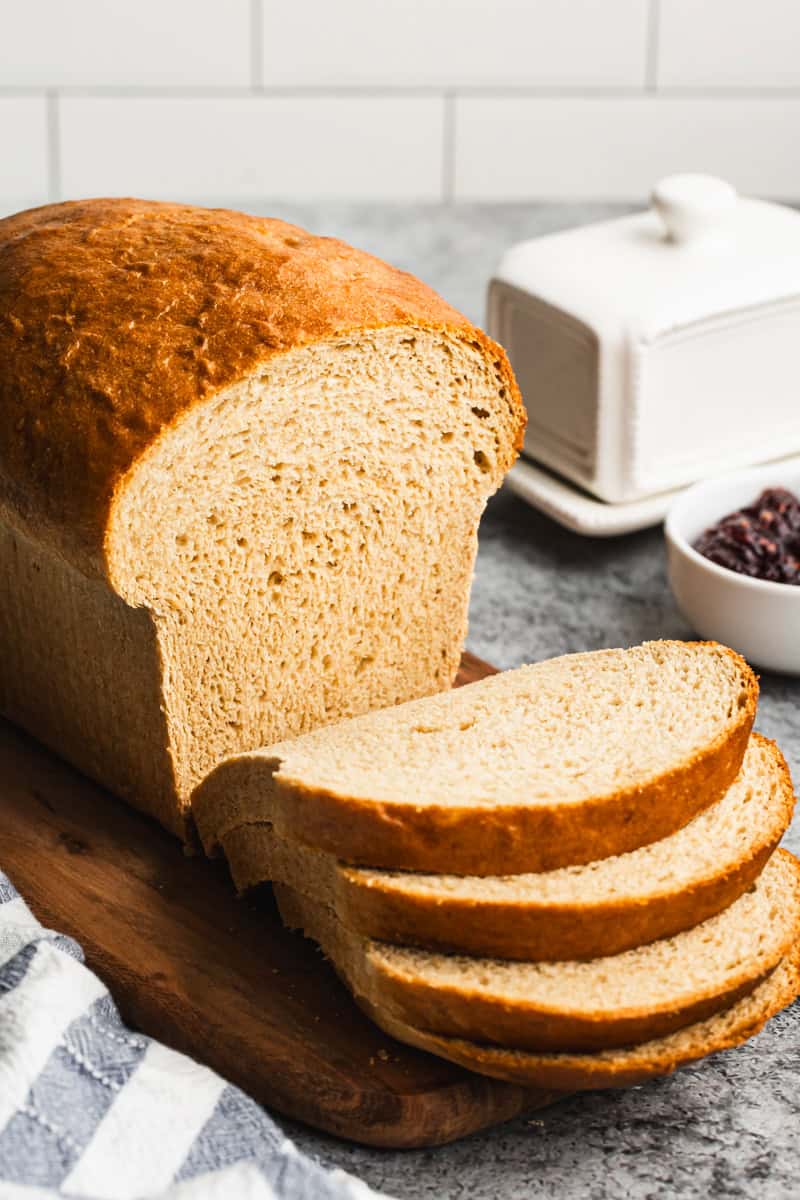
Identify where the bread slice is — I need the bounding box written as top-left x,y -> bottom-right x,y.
0,200 -> 523,837
273,850 -> 800,1054
219,734 -> 795,961
193,641 -> 757,873
359,944 -> 800,1091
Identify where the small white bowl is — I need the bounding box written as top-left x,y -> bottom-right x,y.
665,458 -> 800,675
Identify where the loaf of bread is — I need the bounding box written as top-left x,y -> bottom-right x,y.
274,850 -> 800,1053
0,199 -> 523,836
218,733 -> 795,960
193,641 -> 757,872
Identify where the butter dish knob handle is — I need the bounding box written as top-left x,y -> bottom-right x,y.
651,174 -> 738,244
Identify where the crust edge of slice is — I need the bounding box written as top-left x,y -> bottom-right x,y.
272,850 -> 800,1054
219,732 -> 793,962
362,941 -> 800,1092
194,641 -> 758,874
275,877 -> 800,1091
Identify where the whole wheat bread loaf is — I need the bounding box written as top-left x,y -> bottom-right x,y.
358,943 -> 800,1091
193,641 -> 757,873
220,733 -> 794,961
0,199 -> 523,836
274,850 -> 800,1052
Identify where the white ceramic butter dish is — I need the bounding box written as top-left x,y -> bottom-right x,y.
488,175 -> 800,534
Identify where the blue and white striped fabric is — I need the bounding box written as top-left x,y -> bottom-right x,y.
0,871 -> 385,1200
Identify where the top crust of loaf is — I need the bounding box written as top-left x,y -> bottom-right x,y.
0,198 -> 523,577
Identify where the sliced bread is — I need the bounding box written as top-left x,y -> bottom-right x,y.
221,734 -> 795,961
273,850 -> 800,1054
193,641 -> 757,873
359,944 -> 800,1091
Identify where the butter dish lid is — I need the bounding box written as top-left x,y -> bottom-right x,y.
494,176 -> 800,344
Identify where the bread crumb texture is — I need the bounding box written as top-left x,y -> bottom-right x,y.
218,733 -> 794,960
0,199 -> 523,831
193,640 -> 757,871
270,642 -> 754,806
274,849 -> 800,1053
366,940 -> 800,1090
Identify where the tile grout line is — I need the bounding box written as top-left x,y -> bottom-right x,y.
4,85 -> 800,99
46,90 -> 61,202
442,92 -> 455,203
645,0 -> 660,92
250,0 -> 263,90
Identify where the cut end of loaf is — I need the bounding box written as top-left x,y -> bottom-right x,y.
107,326 -> 521,822
0,199 -> 525,576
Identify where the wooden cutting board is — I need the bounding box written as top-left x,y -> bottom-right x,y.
0,652 -> 561,1148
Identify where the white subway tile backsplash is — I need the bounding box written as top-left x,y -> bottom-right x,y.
0,99 -> 49,213
454,96 -> 800,200
2,0 -> 800,212
658,0 -> 800,89
59,96 -> 445,201
0,0 -> 250,88
262,0 -> 648,88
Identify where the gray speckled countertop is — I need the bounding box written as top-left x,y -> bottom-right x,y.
244,202 -> 800,1199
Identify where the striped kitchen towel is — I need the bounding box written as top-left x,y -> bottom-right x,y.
0,871 -> 385,1200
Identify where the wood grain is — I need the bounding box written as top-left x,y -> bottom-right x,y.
0,652 -> 561,1148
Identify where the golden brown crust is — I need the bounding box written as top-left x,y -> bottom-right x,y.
275,850 -> 800,1055
363,940 -> 800,1091
271,666 -> 757,874
219,733 -> 792,960
0,198 -> 523,576
373,967 -> 775,1055
340,842 -> 778,961
330,731 -> 793,959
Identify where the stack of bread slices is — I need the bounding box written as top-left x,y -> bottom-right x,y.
193,641 -> 800,1092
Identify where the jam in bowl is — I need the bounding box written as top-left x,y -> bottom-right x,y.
665,462 -> 800,675
693,488 -> 800,586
